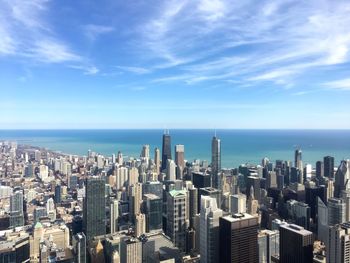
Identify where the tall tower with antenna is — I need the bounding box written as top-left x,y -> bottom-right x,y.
161,129 -> 172,171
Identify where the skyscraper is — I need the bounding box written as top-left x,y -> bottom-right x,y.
188,187 -> 198,228
327,222 -> 350,263
73,233 -> 86,263
317,197 -> 329,244
46,198 -> 56,222
110,199 -> 119,234
161,131 -> 172,171
211,136 -> 221,189
316,161 -> 324,179
83,176 -> 106,241
154,148 -> 160,175
166,159 -> 176,181
219,213 -> 259,263
120,237 -> 142,263
324,156 -> 335,178
200,196 -> 223,263
279,224 -> 313,263
230,194 -> 246,214
334,160 -> 350,198
10,191 -> 24,227
141,144 -> 150,159
144,194 -> 162,232
328,197 -> 346,226
294,149 -> 302,171
175,144 -> 185,179
129,183 -> 143,220
258,229 -> 280,263
247,186 -> 259,216
166,189 -> 187,250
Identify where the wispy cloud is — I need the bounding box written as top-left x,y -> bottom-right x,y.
117,66 -> 151,74
83,24 -> 114,40
134,0 -> 350,90
0,0 -> 96,73
324,78 -> 350,91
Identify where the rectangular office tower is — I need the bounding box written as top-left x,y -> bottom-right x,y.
279,224 -> 313,263
161,132 -> 172,171
144,194 -> 162,232
211,136 -> 221,189
83,176 -> 106,241
166,189 -> 187,251
219,213 -> 259,263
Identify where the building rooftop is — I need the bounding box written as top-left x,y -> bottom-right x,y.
280,224 -> 313,236
168,189 -> 187,197
144,193 -> 161,200
222,213 -> 256,222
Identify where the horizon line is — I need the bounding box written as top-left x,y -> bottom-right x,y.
1,128 -> 350,131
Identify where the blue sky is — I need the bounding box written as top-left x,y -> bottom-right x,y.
1,0 -> 350,129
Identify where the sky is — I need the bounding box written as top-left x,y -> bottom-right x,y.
1,0 -> 350,129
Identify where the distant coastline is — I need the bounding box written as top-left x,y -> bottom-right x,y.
1,129 -> 350,168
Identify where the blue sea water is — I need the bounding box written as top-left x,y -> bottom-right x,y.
0,129 -> 349,168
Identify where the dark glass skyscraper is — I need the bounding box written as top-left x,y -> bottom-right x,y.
324,156 -> 335,178
211,136 -> 221,188
161,131 -> 172,171
279,224 -> 313,263
294,149 -> 302,170
83,176 -> 106,241
316,161 -> 324,179
219,213 -> 259,263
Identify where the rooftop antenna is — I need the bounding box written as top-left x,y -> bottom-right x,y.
214,128 -> 217,137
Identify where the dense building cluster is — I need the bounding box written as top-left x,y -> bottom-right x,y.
0,134 -> 349,262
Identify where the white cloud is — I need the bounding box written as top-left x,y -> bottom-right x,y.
117,66 -> 151,74
135,0 -> 350,89
0,0 -> 93,73
324,78 -> 350,91
28,40 -> 81,63
84,24 -> 114,40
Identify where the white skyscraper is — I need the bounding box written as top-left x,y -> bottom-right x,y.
110,199 -> 119,234
39,165 -> 49,181
200,196 -> 223,263
328,222 -> 350,263
154,148 -> 160,175
230,194 -> 246,214
46,198 -> 56,222
166,159 -> 176,181
141,145 -> 150,159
